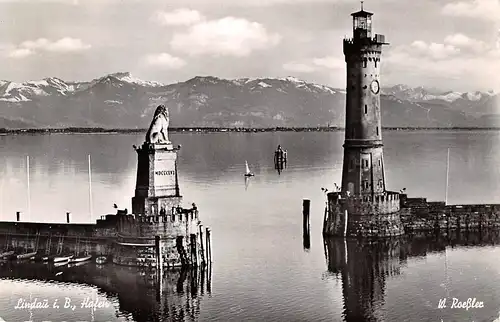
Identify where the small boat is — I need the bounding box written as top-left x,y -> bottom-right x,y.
53,254 -> 74,263
244,161 -> 254,177
54,261 -> 69,267
7,251 -> 38,260
68,260 -> 91,268
16,251 -> 38,260
69,255 -> 92,263
0,250 -> 14,259
32,254 -> 50,262
95,256 -> 107,265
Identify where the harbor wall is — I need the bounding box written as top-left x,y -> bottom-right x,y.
324,191 -> 404,237
324,192 -> 500,237
0,206 -> 211,268
400,194 -> 500,233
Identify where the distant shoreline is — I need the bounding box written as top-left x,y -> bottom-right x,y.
1,127 -> 500,135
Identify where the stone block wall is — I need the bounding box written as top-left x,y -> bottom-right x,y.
399,194 -> 500,233
324,191 -> 404,237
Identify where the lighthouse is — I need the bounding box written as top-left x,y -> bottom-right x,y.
323,4 -> 404,238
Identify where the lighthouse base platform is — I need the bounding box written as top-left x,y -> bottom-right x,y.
323,191 -> 405,238
324,192 -> 500,238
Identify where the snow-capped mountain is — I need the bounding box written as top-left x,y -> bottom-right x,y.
0,73 -> 497,129
382,84 -> 496,104
0,77 -> 77,102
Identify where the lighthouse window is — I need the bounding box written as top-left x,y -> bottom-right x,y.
363,181 -> 369,189
375,60 -> 378,68
363,59 -> 367,68
378,159 -> 381,167
365,105 -> 367,114
376,127 -> 379,135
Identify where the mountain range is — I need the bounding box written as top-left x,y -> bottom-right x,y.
0,72 -> 498,129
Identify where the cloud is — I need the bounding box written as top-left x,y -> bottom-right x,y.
143,53 -> 186,69
442,0 -> 500,22
7,48 -> 33,58
170,17 -> 281,57
409,40 -> 460,60
19,37 -> 91,53
444,33 -> 487,52
283,55 -> 344,73
0,0 -> 78,3
386,34 -> 500,91
152,8 -> 204,26
312,56 -> 344,69
282,62 -> 315,73
146,0 -> 390,6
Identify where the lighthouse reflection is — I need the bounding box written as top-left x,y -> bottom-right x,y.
0,261 -> 212,322
324,232 -> 500,322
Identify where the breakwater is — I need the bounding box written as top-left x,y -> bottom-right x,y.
324,192 -> 500,237
0,206 -> 212,268
400,194 -> 500,233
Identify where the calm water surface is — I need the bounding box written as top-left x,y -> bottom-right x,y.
0,131 -> 500,322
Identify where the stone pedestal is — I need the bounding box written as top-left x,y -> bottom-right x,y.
132,142 -> 182,216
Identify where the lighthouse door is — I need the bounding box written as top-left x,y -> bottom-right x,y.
347,182 -> 354,195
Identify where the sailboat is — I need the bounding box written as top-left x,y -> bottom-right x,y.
244,161 -> 254,177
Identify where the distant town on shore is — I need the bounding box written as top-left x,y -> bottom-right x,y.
2,126 -> 500,135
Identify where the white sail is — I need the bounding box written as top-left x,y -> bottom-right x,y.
245,161 -> 251,175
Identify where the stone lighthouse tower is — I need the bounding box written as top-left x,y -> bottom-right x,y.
323,4 -> 404,238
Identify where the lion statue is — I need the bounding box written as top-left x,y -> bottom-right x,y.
145,105 -> 170,144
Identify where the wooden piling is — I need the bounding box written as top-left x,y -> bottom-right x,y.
205,227 -> 212,263
198,224 -> 205,265
155,235 -> 163,270
190,234 -> 198,267
303,230 -> 310,250
303,199 -> 310,234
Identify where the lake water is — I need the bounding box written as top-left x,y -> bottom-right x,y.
1,131 -> 500,321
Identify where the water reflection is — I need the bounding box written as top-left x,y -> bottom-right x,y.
324,231 -> 500,322
0,261 -> 212,322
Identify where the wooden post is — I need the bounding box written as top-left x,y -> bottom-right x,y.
344,210 -> 349,236
206,256 -> 212,293
303,199 -> 310,235
206,227 -> 212,263
66,212 -> 71,224
199,224 -> 205,266
190,234 -> 198,267
155,235 -> 163,270
303,229 -> 310,250
16,211 -> 20,222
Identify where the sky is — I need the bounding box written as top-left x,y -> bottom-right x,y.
0,0 -> 499,92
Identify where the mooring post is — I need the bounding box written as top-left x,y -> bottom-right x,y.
205,227 -> 212,263
190,234 -> 198,267
303,199 -> 310,234
66,212 -> 71,224
16,211 -> 20,222
199,224 -> 205,265
155,235 -> 163,271
303,229 -> 310,250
